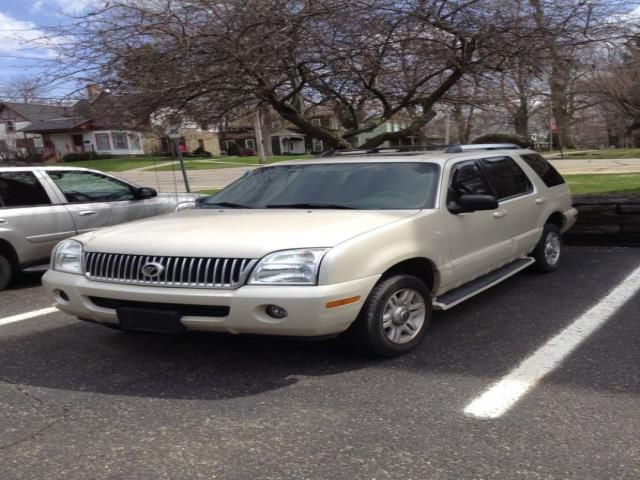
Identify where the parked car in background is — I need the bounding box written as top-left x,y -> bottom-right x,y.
43,145 -> 577,357
0,166 -> 199,290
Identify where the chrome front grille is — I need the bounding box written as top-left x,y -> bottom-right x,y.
84,252 -> 257,289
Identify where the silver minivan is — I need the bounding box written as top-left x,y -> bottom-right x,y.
0,166 -> 198,290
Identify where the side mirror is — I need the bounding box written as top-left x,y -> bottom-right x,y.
451,194 -> 498,214
137,187 -> 157,199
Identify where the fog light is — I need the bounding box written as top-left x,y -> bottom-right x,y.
54,289 -> 69,302
265,305 -> 288,319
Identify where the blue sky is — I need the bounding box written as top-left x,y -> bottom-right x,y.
0,0 -> 98,98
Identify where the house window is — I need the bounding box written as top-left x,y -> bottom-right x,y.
5,120 -> 15,134
95,133 -> 110,150
128,133 -> 141,150
245,138 -> 255,150
272,120 -> 282,130
311,118 -> 321,127
112,132 -> 128,150
312,138 -> 323,152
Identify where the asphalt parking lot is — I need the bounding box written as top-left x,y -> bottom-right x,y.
0,246 -> 638,480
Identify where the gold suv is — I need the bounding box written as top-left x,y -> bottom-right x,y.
43,145 -> 577,357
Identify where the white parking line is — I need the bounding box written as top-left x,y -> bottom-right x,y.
0,307 -> 58,327
464,264 -> 640,419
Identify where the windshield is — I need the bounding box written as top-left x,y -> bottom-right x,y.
198,162 -> 440,210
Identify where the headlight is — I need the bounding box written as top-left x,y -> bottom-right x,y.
52,240 -> 84,274
248,248 -> 328,285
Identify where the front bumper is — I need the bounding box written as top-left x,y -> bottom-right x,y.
42,270 -> 380,337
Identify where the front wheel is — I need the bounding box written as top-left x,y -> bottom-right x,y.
345,274 -> 432,357
532,224 -> 563,273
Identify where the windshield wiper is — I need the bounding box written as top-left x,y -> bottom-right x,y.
265,202 -> 356,209
199,201 -> 252,209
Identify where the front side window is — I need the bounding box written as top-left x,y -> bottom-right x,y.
520,153 -> 565,187
48,171 -> 136,203
5,120 -> 15,134
0,171 -> 51,208
448,162 -> 491,196
112,133 -> 128,150
245,138 -> 255,150
95,133 -> 110,150
480,156 -> 533,200
199,162 -> 440,210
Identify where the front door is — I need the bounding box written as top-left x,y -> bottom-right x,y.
72,134 -> 84,152
44,170 -> 160,234
440,160 -> 513,287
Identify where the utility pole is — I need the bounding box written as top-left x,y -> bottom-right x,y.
253,110 -> 266,164
444,110 -> 451,145
170,131 -> 191,193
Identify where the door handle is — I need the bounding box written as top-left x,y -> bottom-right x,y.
493,209 -> 507,219
78,210 -> 97,216
535,197 -> 546,205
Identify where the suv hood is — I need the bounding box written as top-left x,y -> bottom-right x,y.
79,209 -> 419,258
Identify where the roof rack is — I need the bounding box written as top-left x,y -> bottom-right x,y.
443,143 -> 521,153
317,143 -> 522,157
318,144 -> 449,157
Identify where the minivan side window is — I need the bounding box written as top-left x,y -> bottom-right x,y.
520,153 -> 566,187
0,172 -> 51,208
480,156 -> 533,200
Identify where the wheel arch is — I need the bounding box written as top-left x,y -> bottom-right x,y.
545,211 -> 565,229
379,257 -> 439,294
0,238 -> 19,268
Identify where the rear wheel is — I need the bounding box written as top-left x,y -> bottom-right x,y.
346,274 -> 432,357
0,254 -> 13,291
532,224 -> 562,273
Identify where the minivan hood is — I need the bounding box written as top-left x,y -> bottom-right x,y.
79,209 -> 419,258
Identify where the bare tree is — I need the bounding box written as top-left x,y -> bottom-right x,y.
0,76 -> 49,103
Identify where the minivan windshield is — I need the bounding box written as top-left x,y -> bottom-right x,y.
198,162 -> 440,210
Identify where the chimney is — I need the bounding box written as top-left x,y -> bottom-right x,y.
86,84 -> 101,101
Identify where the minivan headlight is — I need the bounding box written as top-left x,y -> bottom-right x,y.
248,248 -> 328,285
52,240 -> 84,274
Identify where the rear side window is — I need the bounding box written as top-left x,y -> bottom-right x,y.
480,156 -> 533,200
520,153 -> 566,187
0,171 -> 51,208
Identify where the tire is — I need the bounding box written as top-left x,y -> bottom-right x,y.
0,254 -> 13,291
345,274 -> 432,357
532,224 -> 563,273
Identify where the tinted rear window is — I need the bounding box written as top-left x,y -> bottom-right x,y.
521,153 -> 565,187
480,156 -> 533,199
0,171 -> 51,208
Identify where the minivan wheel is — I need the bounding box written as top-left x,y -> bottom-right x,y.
0,254 -> 13,291
346,274 -> 432,357
532,224 -> 562,273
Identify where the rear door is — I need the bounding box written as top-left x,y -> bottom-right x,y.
478,156 -> 538,255
44,170 -> 161,234
0,170 -> 76,266
440,160 -> 512,287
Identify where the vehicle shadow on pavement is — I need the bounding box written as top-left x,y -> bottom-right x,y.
0,247 -> 638,401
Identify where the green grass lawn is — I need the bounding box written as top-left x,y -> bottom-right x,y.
151,155 -> 314,172
52,156 -> 174,172
565,173 -> 640,195
195,189 -> 222,196
558,148 -> 640,159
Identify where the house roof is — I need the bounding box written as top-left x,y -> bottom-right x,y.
1,102 -> 71,123
20,117 -> 89,133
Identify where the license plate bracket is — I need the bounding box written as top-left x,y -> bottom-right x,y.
117,307 -> 186,334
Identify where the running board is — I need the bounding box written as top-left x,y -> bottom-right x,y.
433,257 -> 535,311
